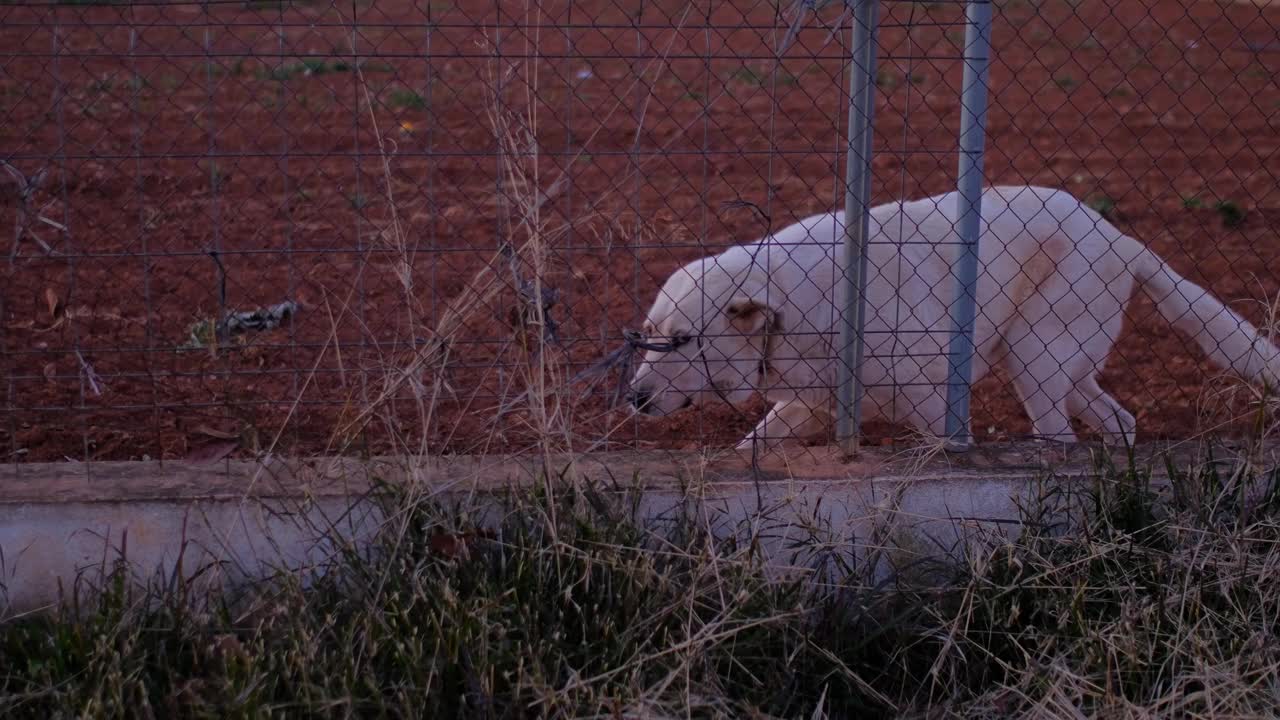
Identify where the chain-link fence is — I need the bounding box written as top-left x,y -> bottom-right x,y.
3,0 -> 1279,465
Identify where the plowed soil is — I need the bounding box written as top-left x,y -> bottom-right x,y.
3,0 -> 1280,462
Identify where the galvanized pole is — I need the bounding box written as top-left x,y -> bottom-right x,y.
836,0 -> 879,456
943,0 -> 993,451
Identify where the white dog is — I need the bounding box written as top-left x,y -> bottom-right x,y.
627,185 -> 1280,450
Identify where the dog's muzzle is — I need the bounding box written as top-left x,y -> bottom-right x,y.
628,388 -> 694,415
627,388 -> 654,412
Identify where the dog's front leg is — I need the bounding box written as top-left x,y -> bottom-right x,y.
735,398 -> 827,451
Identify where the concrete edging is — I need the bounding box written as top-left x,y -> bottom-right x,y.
0,442 -> 1200,615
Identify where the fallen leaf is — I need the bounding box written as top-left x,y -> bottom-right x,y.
430,529 -> 472,559
42,362 -> 56,382
184,440 -> 238,465
43,287 -> 64,321
192,423 -> 239,440
209,633 -> 246,661
244,425 -> 261,454
31,316 -> 66,334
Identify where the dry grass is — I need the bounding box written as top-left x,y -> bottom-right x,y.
314,6 -> 695,465
2,452 -> 1280,717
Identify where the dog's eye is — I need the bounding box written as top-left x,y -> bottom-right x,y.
671,332 -> 692,349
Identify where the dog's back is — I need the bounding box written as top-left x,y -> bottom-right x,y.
735,186 -> 1140,430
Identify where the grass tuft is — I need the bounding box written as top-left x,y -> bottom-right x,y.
1216,199 -> 1246,228
4,454 -> 1280,717
1086,193 -> 1116,218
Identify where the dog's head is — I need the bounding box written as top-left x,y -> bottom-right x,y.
627,257 -> 780,416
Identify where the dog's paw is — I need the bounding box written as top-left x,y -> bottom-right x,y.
735,433 -> 787,462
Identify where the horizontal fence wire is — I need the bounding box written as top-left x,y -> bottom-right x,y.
2,0 -> 1279,466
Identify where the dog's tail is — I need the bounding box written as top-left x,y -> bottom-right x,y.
1133,245 -> 1280,387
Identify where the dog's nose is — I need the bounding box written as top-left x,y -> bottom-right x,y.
628,388 -> 654,412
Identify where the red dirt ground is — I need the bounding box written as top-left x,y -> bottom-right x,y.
2,0 -> 1280,462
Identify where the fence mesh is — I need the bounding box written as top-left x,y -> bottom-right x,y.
2,0 -> 1279,465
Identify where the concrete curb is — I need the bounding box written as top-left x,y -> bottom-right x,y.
0,442 -> 1208,616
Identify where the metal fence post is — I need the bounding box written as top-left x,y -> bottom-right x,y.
943,0 -> 994,451
836,0 -> 880,457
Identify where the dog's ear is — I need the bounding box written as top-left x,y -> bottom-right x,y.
725,298 -> 775,334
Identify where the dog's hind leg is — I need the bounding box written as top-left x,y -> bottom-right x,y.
1005,342 -> 1079,443
1060,295 -> 1135,445
1067,376 -> 1136,446
736,397 -> 828,451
